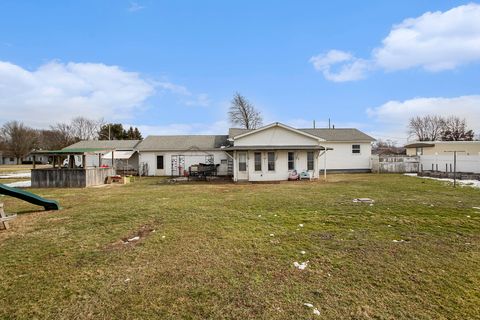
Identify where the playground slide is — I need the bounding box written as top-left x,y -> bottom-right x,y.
0,183 -> 60,210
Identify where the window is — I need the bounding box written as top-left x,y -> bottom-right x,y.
238,152 -> 247,172
352,144 -> 361,154
416,147 -> 423,156
267,152 -> 275,171
254,152 -> 262,171
288,152 -> 295,170
307,152 -> 314,171
156,155 -> 164,170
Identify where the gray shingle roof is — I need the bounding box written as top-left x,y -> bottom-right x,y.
136,135 -> 230,151
228,127 -> 375,142
299,128 -> 375,142
63,140 -> 141,150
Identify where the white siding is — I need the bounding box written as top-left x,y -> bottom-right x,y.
320,142 -> 372,171
235,126 -> 320,146
420,155 -> 480,173
139,151 -> 229,176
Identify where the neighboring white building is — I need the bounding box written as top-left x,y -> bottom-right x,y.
135,122 -> 375,181
63,140 -> 141,171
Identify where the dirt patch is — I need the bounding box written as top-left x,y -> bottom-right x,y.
106,225 -> 156,251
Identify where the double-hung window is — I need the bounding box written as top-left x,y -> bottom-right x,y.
288,152 -> 295,170
238,152 -> 247,171
307,151 -> 314,171
267,152 -> 275,171
254,152 -> 262,171
352,144 -> 361,154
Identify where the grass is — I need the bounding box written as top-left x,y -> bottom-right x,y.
0,174 -> 479,319
0,164 -> 51,174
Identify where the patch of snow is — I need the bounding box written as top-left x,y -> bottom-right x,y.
353,198 -> 375,203
313,308 -> 321,316
299,224 -> 304,227
127,236 -> 140,242
300,250 -> 306,255
4,181 -> 31,188
0,172 -> 31,179
124,278 -> 131,283
404,173 -> 480,189
258,215 -> 262,217
392,239 -> 405,243
269,233 -> 274,237
293,261 -> 309,270
472,207 -> 480,210
303,303 -> 314,308
161,235 -> 166,239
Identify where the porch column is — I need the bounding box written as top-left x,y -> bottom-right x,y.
32,155 -> 36,169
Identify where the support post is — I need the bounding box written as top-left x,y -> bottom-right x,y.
112,150 -> 115,170
32,155 -> 36,169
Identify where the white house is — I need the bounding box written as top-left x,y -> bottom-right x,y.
135,122 -> 375,181
227,123 -> 374,181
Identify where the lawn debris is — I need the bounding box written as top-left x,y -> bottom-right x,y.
127,236 -> 140,242
300,250 -> 306,255
106,225 -> 155,250
303,303 -> 321,316
293,261 -> 309,270
392,239 -> 406,243
269,233 -> 275,237
353,198 -> 375,203
298,223 -> 304,227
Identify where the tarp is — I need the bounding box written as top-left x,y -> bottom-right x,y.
102,150 -> 135,160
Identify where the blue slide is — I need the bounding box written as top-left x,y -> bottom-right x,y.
0,183 -> 60,210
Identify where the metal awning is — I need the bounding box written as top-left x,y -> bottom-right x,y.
102,150 -> 135,160
404,142 -> 435,148
31,148 -> 113,156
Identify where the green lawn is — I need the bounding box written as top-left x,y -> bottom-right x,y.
0,174 -> 479,319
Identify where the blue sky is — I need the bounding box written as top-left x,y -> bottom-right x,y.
1,0 -> 479,142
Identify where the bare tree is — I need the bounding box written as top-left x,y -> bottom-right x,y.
441,116 -> 474,141
408,115 -> 445,141
228,93 -> 263,129
1,121 -> 38,164
372,139 -> 405,155
70,117 -> 102,140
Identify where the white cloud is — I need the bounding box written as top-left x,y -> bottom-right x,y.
311,3 -> 480,81
309,50 -> 370,82
375,3 -> 480,71
0,60 -> 155,127
0,60 -> 211,128
128,2 -> 145,12
367,95 -> 480,142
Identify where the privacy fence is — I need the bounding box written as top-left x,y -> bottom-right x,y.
371,154 -> 480,174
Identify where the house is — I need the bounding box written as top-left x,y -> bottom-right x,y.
136,135 -> 231,176
136,122 -> 375,181
0,151 -> 49,165
227,123 -> 374,181
63,140 -> 141,171
405,141 -> 480,156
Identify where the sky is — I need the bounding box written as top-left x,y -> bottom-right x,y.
1,0 -> 480,143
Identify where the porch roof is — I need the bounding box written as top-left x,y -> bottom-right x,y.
225,145 -> 333,151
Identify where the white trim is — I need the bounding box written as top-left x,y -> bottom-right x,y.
233,122 -> 325,142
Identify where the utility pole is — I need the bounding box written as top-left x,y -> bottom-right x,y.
444,150 -> 465,188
